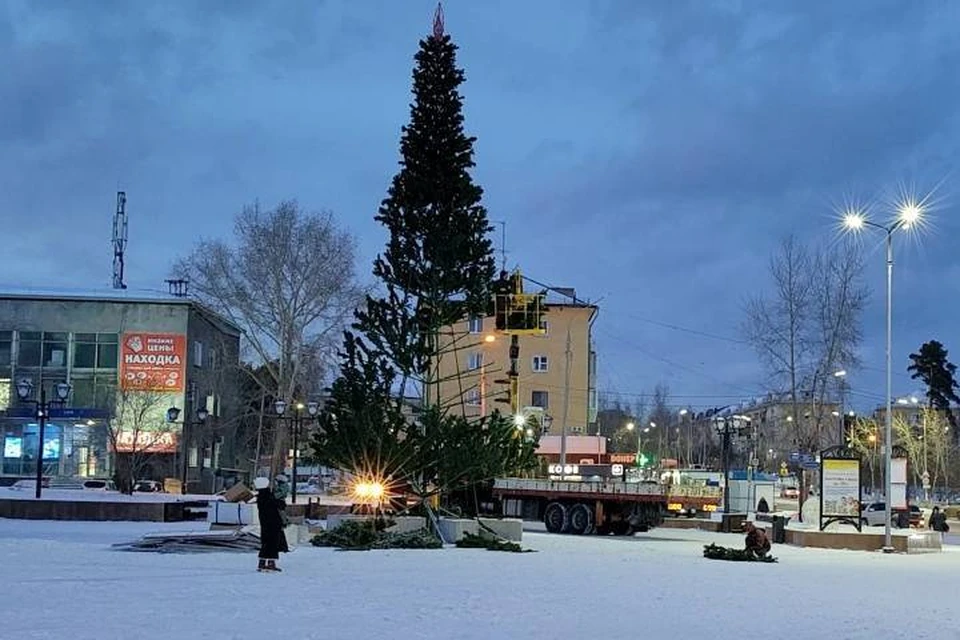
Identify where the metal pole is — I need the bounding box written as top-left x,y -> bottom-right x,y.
480,361 -> 486,417
838,380 -> 845,444
35,387 -> 47,500
181,420 -> 189,494
723,423 -> 731,514
291,412 -> 299,505
559,328 -> 572,469
883,231 -> 894,552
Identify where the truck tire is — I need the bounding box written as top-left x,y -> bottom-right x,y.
568,503 -> 595,535
544,502 -> 569,534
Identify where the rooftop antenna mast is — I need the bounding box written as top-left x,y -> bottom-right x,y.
112,191 -> 128,290
495,220 -> 507,271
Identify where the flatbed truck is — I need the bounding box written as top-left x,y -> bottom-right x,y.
493,477 -> 722,535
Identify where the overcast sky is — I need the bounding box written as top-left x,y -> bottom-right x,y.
3,0 -> 958,414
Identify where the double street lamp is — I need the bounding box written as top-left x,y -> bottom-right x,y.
274,399 -> 320,504
165,406 -> 209,494
15,378 -> 71,499
843,199 -> 923,553
713,414 -> 752,514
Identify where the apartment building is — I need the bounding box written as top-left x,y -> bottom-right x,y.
436,292 -> 598,435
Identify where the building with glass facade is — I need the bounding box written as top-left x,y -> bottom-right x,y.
0,286 -> 243,492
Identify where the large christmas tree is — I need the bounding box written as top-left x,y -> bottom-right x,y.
311,6 -> 536,516
357,4 -> 495,396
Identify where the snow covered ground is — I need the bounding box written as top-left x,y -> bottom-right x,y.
1,519 -> 957,640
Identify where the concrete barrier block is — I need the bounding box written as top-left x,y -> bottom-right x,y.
906,530 -> 942,554
324,514 -> 427,535
438,518 -> 479,542
478,517 -> 523,542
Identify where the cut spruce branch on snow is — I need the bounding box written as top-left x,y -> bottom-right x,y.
310,519 -> 442,550
702,543 -> 777,563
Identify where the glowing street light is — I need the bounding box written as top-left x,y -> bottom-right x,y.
841,198 -> 926,553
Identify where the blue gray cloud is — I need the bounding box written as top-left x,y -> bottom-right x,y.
1,0 -> 957,410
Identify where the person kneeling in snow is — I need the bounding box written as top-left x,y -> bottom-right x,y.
255,477 -> 289,572
744,522 -> 771,559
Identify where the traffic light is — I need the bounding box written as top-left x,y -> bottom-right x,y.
635,452 -> 652,468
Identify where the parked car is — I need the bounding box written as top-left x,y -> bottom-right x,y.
781,487 -> 799,499
134,480 -> 163,493
81,479 -> 117,492
860,502 -> 920,528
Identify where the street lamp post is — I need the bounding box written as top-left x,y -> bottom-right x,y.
275,400 -> 320,504
166,406 -> 209,494
713,414 -> 751,514
15,378 -> 71,500
834,370 -> 847,444
843,201 -> 923,553
678,408 -> 689,465
480,334 -> 496,417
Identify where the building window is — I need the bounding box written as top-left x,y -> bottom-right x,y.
73,334 -> 97,368
466,389 -> 481,405
71,375 -> 116,409
42,332 -> 68,368
97,333 -> 118,368
532,355 -> 549,373
467,352 -> 483,370
193,341 -> 204,368
73,333 -> 118,369
17,332 -> 42,367
531,390 -> 549,409
540,320 -> 550,336
0,331 -> 11,368
468,316 -> 483,334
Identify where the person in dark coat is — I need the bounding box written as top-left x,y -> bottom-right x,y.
929,506 -> 950,533
255,477 -> 288,572
756,497 -> 770,514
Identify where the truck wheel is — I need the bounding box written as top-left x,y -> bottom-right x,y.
568,503 -> 595,535
544,502 -> 569,534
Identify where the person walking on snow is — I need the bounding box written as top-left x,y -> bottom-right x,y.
255,477 -> 288,572
929,506 -> 949,533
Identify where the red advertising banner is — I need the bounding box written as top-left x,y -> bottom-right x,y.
112,430 -> 178,454
120,333 -> 186,392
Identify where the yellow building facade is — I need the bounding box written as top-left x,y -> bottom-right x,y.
436,302 -> 599,434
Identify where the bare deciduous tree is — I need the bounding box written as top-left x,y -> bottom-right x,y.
743,236 -> 868,454
173,200 -> 364,475
108,389 -> 175,494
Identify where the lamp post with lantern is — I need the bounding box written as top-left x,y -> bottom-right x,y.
274,399 -> 320,504
713,414 -> 752,514
165,405 -> 209,494
15,378 -> 71,500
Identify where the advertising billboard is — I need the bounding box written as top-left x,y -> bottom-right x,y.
112,430 -> 178,454
120,333 -> 186,392
821,458 -> 860,516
